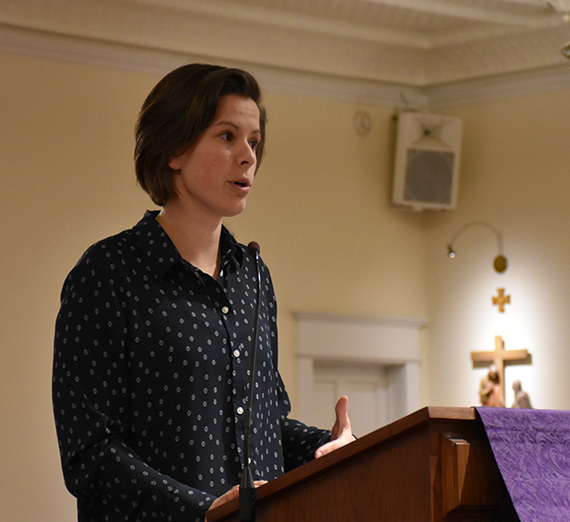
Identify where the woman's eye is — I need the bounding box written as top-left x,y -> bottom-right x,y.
249,139 -> 259,150
220,131 -> 232,141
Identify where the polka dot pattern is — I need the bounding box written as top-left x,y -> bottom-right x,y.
52,210 -> 330,522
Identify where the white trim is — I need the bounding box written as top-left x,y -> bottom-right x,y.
295,312 -> 425,364
295,312 -> 425,424
425,64 -> 570,108
2,24 -> 570,108
294,311 -> 428,329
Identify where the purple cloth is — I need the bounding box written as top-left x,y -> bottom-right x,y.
476,407 -> 570,522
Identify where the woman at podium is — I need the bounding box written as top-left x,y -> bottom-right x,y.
52,63 -> 354,522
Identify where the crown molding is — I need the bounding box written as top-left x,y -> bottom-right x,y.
1,22 -> 569,110
425,64 -> 570,108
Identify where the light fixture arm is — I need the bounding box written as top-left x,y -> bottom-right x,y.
449,221 -> 504,255
447,221 -> 508,273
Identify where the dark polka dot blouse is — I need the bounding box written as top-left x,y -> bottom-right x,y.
52,210 -> 330,522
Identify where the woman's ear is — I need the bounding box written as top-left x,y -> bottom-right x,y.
169,147 -> 191,171
168,154 -> 181,171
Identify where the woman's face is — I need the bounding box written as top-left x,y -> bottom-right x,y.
168,94 -> 262,222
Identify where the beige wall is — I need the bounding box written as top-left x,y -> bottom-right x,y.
2,49 -> 570,521
1,54 -> 157,521
426,91 -> 570,411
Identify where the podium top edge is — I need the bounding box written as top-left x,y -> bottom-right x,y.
424,406 -> 476,421
383,406 -> 476,439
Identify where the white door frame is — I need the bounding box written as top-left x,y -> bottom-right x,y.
295,312 -> 427,428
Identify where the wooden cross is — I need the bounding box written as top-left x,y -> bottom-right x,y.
471,336 -> 530,401
492,288 -> 510,313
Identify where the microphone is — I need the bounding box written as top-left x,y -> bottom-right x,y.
239,241 -> 262,522
247,241 -> 260,258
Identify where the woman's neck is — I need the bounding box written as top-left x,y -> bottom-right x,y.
156,204 -> 222,278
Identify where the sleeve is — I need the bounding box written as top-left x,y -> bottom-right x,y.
281,417 -> 331,473
52,249 -> 214,522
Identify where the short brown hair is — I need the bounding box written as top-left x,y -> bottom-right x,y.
135,63 -> 267,206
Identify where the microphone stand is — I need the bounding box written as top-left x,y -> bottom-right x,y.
239,242 -> 262,522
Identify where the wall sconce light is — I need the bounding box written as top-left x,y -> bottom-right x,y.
447,221 -> 508,273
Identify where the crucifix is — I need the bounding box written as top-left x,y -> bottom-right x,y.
471,336 -> 530,402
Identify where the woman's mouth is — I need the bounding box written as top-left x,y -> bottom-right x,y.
230,179 -> 252,194
233,178 -> 251,189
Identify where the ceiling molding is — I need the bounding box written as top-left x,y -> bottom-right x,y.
424,64 -> 570,107
1,0 -> 570,109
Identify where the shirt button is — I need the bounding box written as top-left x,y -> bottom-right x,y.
221,306 -> 230,314
233,349 -> 240,358
237,406 -> 244,415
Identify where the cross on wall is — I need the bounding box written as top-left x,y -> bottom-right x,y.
492,288 -> 510,313
471,336 -> 530,401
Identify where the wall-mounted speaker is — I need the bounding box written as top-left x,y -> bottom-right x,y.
392,111 -> 463,211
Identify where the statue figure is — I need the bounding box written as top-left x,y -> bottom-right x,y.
511,380 -> 532,409
479,364 -> 505,407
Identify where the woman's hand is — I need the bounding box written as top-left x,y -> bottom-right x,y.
205,481 -> 267,521
314,396 -> 355,459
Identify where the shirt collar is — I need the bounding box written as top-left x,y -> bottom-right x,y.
219,223 -> 243,270
132,210 -> 243,279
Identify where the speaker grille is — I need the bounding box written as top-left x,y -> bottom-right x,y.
392,111 -> 463,211
404,148 -> 454,205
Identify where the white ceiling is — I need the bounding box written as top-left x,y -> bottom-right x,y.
2,0 -> 570,107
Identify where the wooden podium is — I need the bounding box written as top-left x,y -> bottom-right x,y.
208,407 -> 519,522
